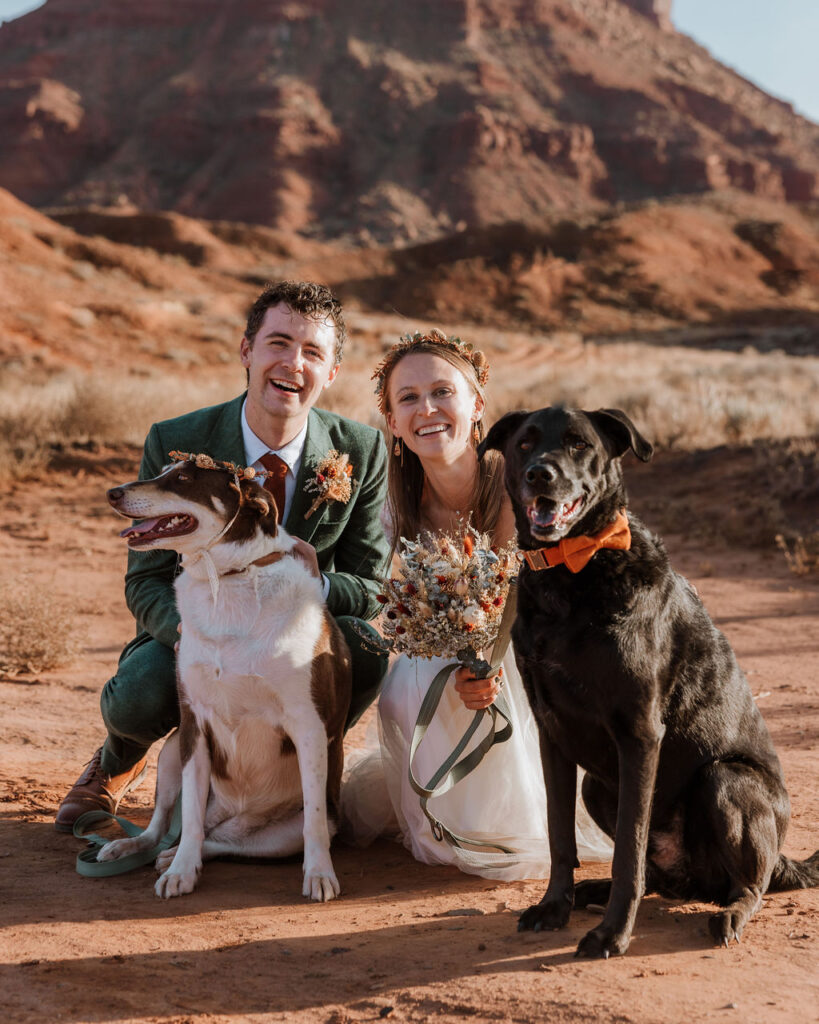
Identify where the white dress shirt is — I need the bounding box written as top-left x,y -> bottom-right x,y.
240,400 -> 329,599
241,400 -> 308,524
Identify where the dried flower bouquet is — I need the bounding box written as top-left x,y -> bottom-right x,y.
374,527 -> 519,675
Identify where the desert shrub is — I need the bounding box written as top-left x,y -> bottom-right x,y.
625,437 -> 819,553
776,534 -> 819,576
0,436 -> 52,481
0,579 -> 83,674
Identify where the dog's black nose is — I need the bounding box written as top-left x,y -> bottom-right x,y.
525,463 -> 556,486
107,487 -> 124,505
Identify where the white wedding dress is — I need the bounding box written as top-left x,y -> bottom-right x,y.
342,648 -> 612,880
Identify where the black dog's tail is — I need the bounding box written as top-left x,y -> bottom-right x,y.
768,850 -> 819,891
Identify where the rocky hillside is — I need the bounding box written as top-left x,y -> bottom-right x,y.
1,0 -> 818,244
4,183 -> 819,383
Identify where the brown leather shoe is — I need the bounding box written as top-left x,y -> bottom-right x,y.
54,747 -> 148,833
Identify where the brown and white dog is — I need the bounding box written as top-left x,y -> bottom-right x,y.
96,458 -> 351,901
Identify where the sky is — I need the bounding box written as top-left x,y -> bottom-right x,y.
0,0 -> 817,124
673,0 -> 819,122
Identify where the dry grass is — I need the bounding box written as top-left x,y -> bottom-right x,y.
306,336 -> 819,454
0,578 -> 84,674
498,342 -> 819,451
0,369 -> 241,483
0,330 -> 817,483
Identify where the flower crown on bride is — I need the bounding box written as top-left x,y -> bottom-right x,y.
371,329 -> 490,414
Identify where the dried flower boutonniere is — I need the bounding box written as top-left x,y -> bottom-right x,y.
303,449 -> 354,519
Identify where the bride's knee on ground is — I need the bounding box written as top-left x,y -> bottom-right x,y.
376,672 -> 403,723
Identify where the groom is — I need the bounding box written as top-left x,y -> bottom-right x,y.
55,280 -> 391,831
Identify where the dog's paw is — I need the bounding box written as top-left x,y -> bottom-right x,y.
97,836 -> 147,862
303,869 -> 341,902
575,924 -> 630,959
154,845 -> 178,873
154,862 -> 200,899
517,898 -> 572,933
708,909 -> 746,947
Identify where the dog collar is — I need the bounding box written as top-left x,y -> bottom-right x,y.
222,551 -> 288,577
522,510 -> 631,574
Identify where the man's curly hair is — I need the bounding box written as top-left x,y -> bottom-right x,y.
244,281 -> 347,364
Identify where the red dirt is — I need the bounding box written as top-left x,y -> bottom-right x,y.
1,451 -> 817,1024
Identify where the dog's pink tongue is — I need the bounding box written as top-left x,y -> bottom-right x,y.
529,506 -> 557,527
120,518 -> 163,538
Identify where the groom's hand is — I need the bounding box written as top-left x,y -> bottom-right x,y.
290,538 -> 321,579
454,666 -> 504,710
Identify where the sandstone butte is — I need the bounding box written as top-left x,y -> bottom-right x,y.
0,0 -> 818,247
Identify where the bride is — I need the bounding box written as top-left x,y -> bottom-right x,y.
343,329 -> 610,879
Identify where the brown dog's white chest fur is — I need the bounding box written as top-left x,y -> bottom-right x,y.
177,559 -> 334,831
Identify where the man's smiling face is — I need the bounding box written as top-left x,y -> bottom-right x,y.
240,302 -> 339,433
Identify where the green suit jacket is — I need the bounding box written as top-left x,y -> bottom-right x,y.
123,394 -> 390,650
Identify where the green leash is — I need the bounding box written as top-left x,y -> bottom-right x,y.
408,581 -> 519,856
73,797 -> 182,878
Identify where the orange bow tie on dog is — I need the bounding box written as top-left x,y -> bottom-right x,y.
522,510 -> 631,574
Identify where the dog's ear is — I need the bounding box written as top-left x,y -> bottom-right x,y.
240,478 -> 275,519
478,410 -> 531,459
587,409 -> 653,462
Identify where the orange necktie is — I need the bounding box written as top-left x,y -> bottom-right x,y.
259,452 -> 288,524
523,511 -> 631,574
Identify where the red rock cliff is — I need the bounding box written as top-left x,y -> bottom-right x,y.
0,0 -> 816,242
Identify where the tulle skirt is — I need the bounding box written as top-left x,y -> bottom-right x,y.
341,649 -> 611,880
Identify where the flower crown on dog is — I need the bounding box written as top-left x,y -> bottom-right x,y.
167,451 -> 274,605
168,450 -> 264,482
371,329 -> 490,414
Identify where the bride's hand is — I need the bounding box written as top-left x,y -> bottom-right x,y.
454,666 -> 504,710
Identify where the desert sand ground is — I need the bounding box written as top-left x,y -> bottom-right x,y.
0,432 -> 817,1024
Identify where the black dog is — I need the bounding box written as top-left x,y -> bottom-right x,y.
481,405 -> 819,958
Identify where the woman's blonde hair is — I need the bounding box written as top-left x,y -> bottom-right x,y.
375,331 -> 506,549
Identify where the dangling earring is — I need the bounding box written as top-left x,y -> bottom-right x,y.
472,422 -> 481,444
393,438 -> 402,457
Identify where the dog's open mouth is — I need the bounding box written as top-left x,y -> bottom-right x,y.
120,514 -> 198,547
526,495 -> 584,534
